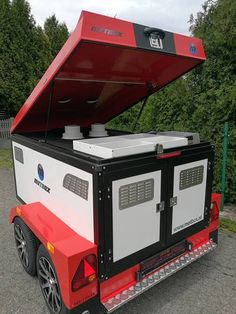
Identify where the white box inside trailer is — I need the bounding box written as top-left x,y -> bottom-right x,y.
73,134 -> 188,159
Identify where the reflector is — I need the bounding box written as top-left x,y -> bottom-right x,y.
72,254 -> 97,292
84,259 -> 95,277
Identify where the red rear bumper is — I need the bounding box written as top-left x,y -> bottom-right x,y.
100,193 -> 221,304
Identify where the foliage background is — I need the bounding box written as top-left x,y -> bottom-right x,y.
0,0 -> 69,116
108,0 -> 236,203
0,0 -> 235,202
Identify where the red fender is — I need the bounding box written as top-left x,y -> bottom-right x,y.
9,202 -> 98,310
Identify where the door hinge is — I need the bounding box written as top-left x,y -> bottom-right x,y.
156,201 -> 165,213
170,196 -> 177,207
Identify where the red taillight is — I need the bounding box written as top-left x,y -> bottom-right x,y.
156,151 -> 181,159
72,254 -> 97,292
210,201 -> 220,222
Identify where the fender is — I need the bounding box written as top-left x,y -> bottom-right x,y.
9,202 -> 98,310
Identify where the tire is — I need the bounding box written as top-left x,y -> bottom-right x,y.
14,217 -> 38,276
36,244 -> 68,314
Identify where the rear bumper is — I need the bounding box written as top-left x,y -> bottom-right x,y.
62,232 -> 218,314
101,238 -> 217,312
100,193 -> 221,309
56,231 -> 218,314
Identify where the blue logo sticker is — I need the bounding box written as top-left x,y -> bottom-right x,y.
37,164 -> 44,181
189,43 -> 197,55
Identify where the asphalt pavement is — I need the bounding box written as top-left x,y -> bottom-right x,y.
0,168 -> 236,314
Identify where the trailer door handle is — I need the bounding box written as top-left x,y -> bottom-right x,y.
156,201 -> 165,213
170,196 -> 178,207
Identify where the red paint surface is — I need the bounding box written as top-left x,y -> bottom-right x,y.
80,11 -> 136,47
11,11 -> 206,134
100,264 -> 140,303
9,202 -> 98,309
174,33 -> 206,60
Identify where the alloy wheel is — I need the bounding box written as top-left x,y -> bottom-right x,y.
14,224 -> 29,268
38,256 -> 62,314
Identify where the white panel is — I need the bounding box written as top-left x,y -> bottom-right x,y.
73,134 -> 188,159
12,141 -> 94,242
172,159 -> 208,234
112,171 -> 161,262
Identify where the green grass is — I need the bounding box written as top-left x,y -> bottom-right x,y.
220,217 -> 236,233
0,149 -> 13,169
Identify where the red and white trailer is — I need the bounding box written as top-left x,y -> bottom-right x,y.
9,11 -> 220,314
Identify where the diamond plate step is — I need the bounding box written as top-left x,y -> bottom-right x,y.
102,240 -> 217,313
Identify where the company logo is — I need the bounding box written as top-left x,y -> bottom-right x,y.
189,43 -> 197,55
174,214 -> 203,233
91,25 -> 122,37
34,164 -> 51,193
149,33 -> 163,49
37,164 -> 44,181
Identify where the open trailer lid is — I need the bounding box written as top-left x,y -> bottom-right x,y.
11,11 -> 206,134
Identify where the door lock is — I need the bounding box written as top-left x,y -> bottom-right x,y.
156,201 -> 165,213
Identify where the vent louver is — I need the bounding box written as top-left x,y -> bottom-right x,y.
180,166 -> 204,190
63,174 -> 89,200
119,179 -> 154,210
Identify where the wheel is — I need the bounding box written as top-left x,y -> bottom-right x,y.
37,244 -> 67,314
14,217 -> 38,276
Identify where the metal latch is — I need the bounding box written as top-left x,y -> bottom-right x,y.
156,201 -> 165,213
156,144 -> 164,155
170,196 -> 177,207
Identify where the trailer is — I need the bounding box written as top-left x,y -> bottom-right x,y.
9,11 -> 220,314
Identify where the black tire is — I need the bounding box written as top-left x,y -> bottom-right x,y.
14,217 -> 38,276
37,244 -> 68,314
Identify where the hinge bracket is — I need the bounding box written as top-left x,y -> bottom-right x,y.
170,196 -> 178,207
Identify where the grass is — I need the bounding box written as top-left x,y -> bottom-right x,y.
220,217 -> 236,233
0,149 -> 13,169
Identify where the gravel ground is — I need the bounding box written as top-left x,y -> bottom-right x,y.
0,168 -> 236,314
0,139 -> 11,149
221,205 -> 236,222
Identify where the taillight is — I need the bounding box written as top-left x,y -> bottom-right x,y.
72,254 -> 97,292
210,201 -> 219,222
156,151 -> 181,159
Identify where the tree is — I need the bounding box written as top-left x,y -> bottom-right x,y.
0,0 -> 52,115
188,0 -> 236,202
44,14 -> 69,60
0,0 -> 69,116
109,0 -> 236,202
0,0 -> 13,115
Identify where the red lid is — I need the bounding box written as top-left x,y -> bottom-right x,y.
11,11 -> 206,134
